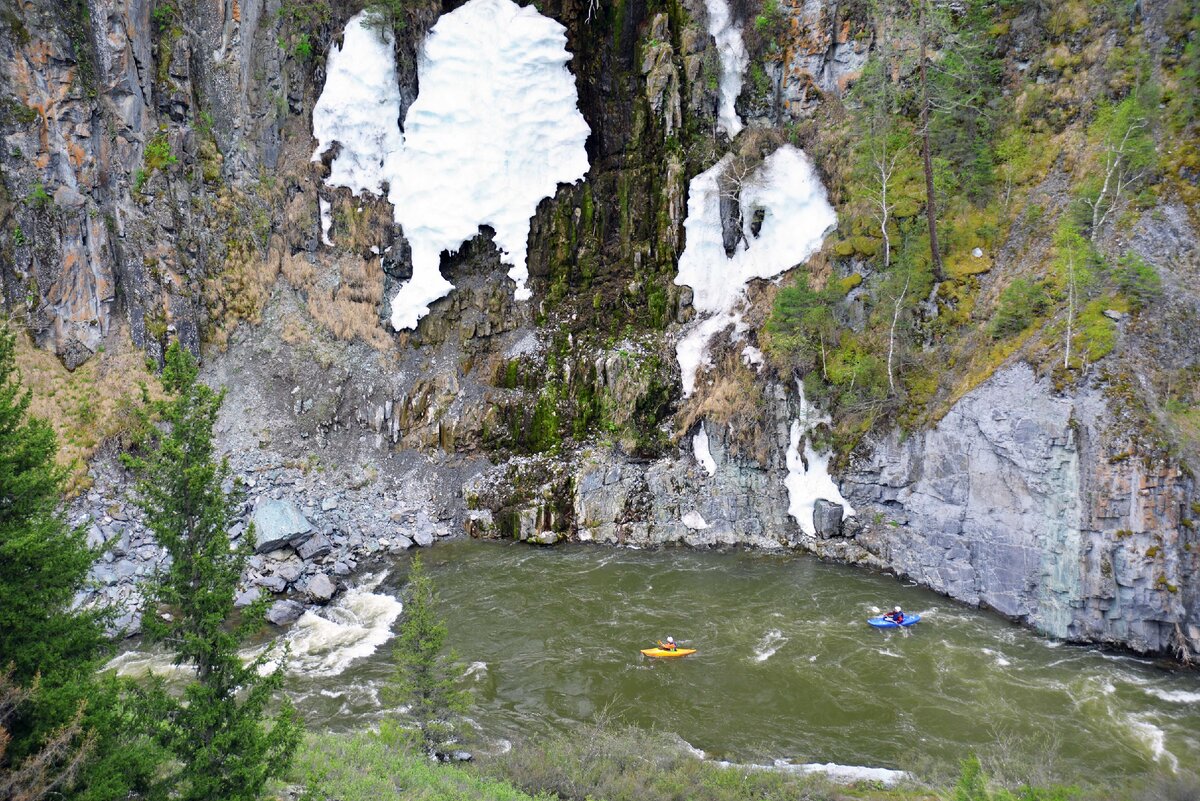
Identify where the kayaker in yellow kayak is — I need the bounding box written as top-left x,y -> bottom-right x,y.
641,637 -> 696,657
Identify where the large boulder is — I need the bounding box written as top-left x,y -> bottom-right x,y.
812,499 -> 844,539
253,500 -> 313,552
265,600 -> 305,626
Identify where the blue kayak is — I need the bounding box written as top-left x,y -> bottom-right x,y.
868,613 -> 921,628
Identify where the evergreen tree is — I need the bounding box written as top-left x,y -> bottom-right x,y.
0,322 -> 160,800
132,342 -> 301,801
386,553 -> 471,755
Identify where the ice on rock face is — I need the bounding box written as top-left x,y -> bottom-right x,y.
319,197 -> 333,246
674,145 -> 835,396
311,0 -> 591,331
310,17 -> 405,198
784,384 -> 854,536
704,0 -> 748,138
692,422 -> 717,476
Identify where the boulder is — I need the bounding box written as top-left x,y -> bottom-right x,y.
234,587 -> 262,608
812,499 -> 844,539
252,499 -> 313,552
276,560 -> 304,584
265,600 -> 305,626
307,573 -> 336,603
255,575 -> 288,593
297,532 -> 333,561
414,531 -> 434,547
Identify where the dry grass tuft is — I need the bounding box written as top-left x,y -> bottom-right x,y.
203,236 -> 282,350
14,326 -> 160,494
677,356 -> 771,464
306,256 -> 391,350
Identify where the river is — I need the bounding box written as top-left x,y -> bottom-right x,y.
111,540 -> 1200,783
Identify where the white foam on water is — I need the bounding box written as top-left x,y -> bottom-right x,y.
981,648 -> 1011,668
1127,716 -> 1179,772
311,0 -> 590,331
781,761 -> 908,786
280,586 -> 403,677
692,422 -> 718,476
703,0 -> 748,137
105,649 -> 194,680
753,629 -> 787,663
673,146 -> 834,396
465,661 -> 489,679
713,759 -> 907,787
1143,688 -> 1200,704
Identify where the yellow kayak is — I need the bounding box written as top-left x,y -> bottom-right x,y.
640,647 -> 697,658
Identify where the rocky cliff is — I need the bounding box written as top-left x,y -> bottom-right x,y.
2,0 -> 1198,658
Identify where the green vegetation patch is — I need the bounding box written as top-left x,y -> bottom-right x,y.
284,732 -> 552,801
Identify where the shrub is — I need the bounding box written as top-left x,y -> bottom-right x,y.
990,278 -> 1050,339
1113,252 -> 1162,310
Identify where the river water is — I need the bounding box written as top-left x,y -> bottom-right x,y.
111,540 -> 1200,783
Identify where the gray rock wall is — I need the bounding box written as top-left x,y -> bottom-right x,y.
839,363 -> 1199,656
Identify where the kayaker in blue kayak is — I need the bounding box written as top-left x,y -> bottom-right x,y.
883,606 -> 905,624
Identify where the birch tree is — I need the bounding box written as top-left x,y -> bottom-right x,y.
1082,94 -> 1156,241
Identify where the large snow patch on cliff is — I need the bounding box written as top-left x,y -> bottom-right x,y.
704,0 -> 748,137
312,0 -> 591,330
673,145 -> 835,396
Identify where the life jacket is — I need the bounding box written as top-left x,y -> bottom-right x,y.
889,612 -> 904,622
662,641 -> 677,651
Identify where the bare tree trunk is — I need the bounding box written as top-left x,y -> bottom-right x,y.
887,276 -> 910,393
1064,254 -> 1074,369
918,0 -> 945,282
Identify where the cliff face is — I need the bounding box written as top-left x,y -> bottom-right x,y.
2,0 -> 1198,658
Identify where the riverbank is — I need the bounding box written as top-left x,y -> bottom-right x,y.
275,726 -> 1198,801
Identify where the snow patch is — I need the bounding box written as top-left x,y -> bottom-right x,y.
784,384 -> 854,536
703,0 -> 748,138
310,17 -> 405,197
312,0 -> 590,331
692,422 -> 717,476
741,344 -> 764,370
674,146 -> 835,396
319,197 -> 334,246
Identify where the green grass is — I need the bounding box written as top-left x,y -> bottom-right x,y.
279,730 -> 554,801
479,722 -> 924,801
280,726 -> 1196,801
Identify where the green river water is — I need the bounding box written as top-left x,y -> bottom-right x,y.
113,539 -> 1200,783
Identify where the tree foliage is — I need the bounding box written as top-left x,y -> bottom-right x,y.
990,278 -> 1050,339
0,322 -> 160,800
131,342 -> 302,801
385,553 -> 471,755
1079,90 -> 1157,239
0,670 -> 93,801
